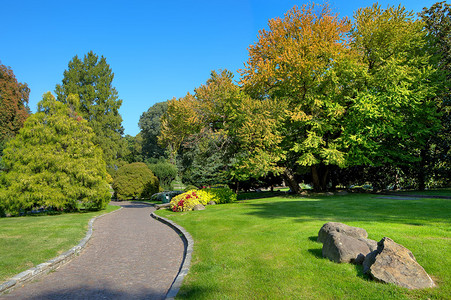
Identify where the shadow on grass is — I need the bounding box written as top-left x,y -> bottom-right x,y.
244,195 -> 451,224
308,236 -> 319,243
308,248 -> 323,259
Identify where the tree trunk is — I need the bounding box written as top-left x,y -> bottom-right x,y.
418,148 -> 427,191
311,165 -> 329,192
283,168 -> 301,194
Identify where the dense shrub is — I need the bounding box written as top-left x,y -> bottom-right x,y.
0,93 -> 110,215
113,162 -> 160,200
205,186 -> 237,204
169,187 -> 237,212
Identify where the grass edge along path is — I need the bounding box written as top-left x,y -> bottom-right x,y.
0,204 -> 120,283
155,193 -> 450,300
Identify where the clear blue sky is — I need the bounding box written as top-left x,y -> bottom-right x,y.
1,0 -> 437,136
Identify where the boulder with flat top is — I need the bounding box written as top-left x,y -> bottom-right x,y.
363,237 -> 435,289
317,222 -> 368,243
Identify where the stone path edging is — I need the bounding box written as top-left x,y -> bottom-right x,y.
0,206 -> 123,295
150,211 -> 194,300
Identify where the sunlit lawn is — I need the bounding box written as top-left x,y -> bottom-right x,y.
156,192 -> 451,299
0,204 -> 120,282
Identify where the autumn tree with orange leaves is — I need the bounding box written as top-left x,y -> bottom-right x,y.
240,3 -> 362,192
0,63 -> 30,155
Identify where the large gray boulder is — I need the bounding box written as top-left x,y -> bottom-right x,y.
318,222 -> 368,243
322,231 -> 377,264
363,237 -> 435,289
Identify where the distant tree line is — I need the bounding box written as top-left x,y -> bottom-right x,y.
140,2 -> 451,192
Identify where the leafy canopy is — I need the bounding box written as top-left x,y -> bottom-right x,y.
0,63 -> 30,154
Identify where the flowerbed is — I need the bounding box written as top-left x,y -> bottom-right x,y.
169,187 -> 236,212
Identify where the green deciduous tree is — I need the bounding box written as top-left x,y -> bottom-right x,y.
419,1 -> 451,187
0,92 -> 110,215
112,162 -> 160,200
123,133 -> 144,163
139,101 -> 168,160
0,63 -> 30,156
55,51 -> 127,173
147,160 -> 178,190
347,4 -> 443,190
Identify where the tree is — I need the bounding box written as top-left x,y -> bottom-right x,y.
147,160 -> 178,190
139,101 -> 168,160
123,133 -> 144,163
55,51 -> 127,173
348,4 -> 443,190
112,162 -> 160,200
159,70 -> 285,188
0,92 -> 110,215
240,3 -> 359,191
0,63 -> 30,155
159,94 -> 201,164
419,1 -> 451,188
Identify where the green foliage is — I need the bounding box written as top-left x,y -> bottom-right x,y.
112,162 -> 160,200
123,133 -> 144,163
55,51 -> 127,173
147,160 -> 178,191
419,2 -> 451,188
183,185 -> 198,192
204,186 -> 237,204
139,101 -> 168,159
0,63 -> 30,155
0,93 -> 110,215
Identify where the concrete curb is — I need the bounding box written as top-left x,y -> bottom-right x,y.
0,206 -> 123,295
150,211 -> 194,300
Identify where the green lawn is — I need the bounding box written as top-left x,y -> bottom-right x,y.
156,193 -> 451,299
0,204 -> 120,282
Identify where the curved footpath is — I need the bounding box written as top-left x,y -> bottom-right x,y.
0,201 -> 185,300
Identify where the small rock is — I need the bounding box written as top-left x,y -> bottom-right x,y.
192,204 -> 205,211
207,201 -> 216,205
155,203 -> 171,210
322,232 -> 377,264
318,222 -> 368,243
363,237 -> 435,289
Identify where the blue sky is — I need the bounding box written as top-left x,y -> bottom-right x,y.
1,0 -> 437,136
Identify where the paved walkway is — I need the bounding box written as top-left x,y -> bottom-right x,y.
1,202 -> 184,300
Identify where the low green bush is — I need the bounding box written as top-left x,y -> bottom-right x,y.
113,162 -> 160,200
205,186 -> 237,204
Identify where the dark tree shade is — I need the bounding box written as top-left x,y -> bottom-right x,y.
0,63 -> 30,152
55,51 -> 127,172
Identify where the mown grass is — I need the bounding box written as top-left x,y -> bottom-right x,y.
0,204 -> 120,282
156,192 -> 451,299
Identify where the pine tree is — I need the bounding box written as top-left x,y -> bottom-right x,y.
55,51 -> 126,173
